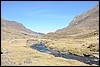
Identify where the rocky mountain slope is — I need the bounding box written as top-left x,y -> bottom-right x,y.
1,18 -> 44,40
42,4 -> 99,39
42,4 -> 99,57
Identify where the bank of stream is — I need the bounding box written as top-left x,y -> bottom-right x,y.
30,44 -> 99,65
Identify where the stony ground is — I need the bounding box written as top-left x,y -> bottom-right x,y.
1,39 -> 97,66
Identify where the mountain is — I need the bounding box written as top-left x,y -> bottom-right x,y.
42,4 -> 99,57
42,4 -> 99,39
1,18 -> 44,40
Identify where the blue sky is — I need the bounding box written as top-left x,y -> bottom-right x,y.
1,1 -> 99,34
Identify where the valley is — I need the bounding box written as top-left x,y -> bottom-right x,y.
1,3 -> 99,66
1,39 -> 92,66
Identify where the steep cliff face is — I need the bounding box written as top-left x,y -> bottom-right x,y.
43,4 -> 99,39
1,18 -> 44,40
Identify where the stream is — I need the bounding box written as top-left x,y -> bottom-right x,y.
30,44 -> 99,65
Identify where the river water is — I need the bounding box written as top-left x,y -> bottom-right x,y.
30,44 -> 99,65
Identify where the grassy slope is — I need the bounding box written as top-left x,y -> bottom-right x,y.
44,30 -> 99,57
1,27 -> 34,41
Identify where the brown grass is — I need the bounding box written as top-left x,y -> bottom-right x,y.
1,39 -> 93,66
